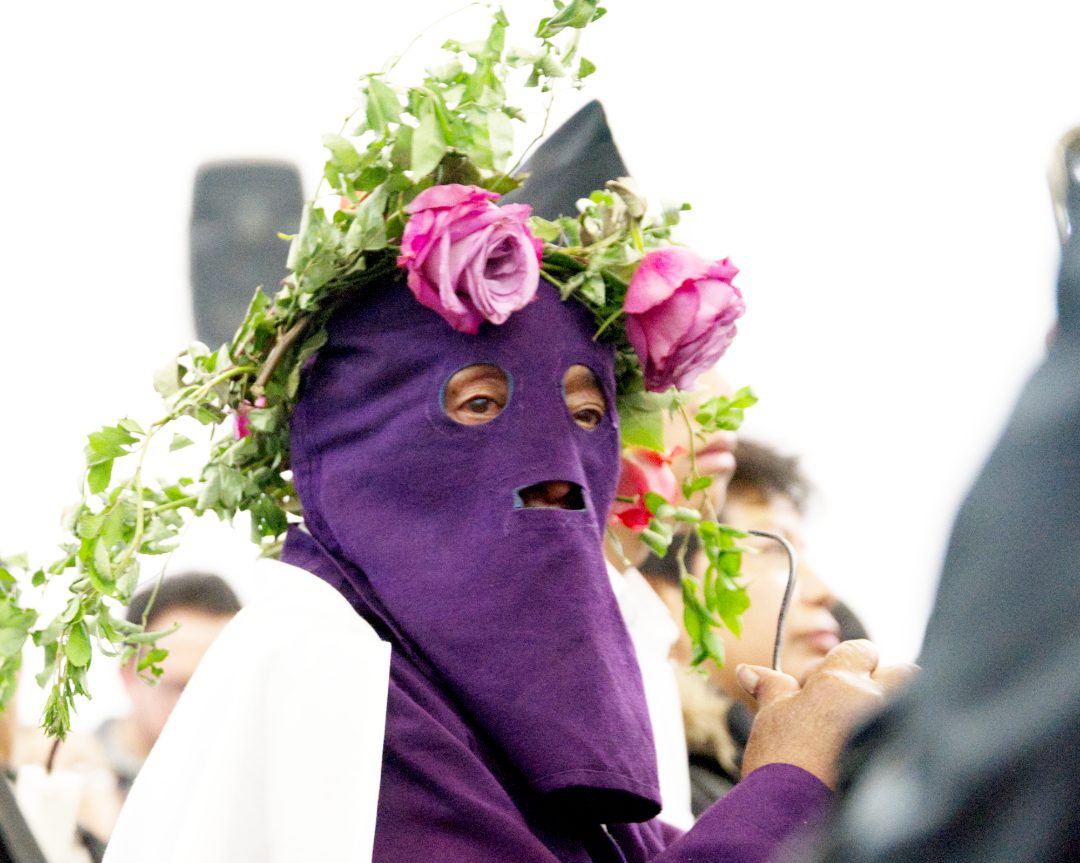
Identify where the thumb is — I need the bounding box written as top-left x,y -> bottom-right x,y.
736,663 -> 800,708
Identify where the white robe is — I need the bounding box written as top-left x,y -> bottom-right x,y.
606,562 -> 695,830
103,560 -> 390,863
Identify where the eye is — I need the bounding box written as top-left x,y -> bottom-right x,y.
562,364 -> 607,431
443,364 -> 510,426
572,406 -> 604,429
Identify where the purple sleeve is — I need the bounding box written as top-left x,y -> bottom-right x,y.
651,764 -> 832,863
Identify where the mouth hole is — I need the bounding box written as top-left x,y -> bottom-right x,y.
513,481 -> 586,511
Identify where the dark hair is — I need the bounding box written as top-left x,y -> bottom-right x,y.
726,439 -> 811,514
126,572 -> 242,627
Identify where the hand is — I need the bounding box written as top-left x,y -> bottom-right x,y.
737,639 -> 917,789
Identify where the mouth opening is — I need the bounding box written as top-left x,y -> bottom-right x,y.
513,480 -> 586,511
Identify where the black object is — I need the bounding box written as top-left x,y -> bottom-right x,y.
792,131 -> 1080,862
0,778 -> 46,863
501,100 -> 629,221
190,160 -> 303,350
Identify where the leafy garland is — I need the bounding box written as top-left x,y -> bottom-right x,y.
1,0 -> 757,740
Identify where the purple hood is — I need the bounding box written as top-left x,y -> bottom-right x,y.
283,276 -> 661,822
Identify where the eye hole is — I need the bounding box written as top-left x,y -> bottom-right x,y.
443,364 -> 510,426
562,364 -> 607,431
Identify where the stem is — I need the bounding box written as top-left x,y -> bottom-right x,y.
591,306 -> 624,341
538,267 -> 571,293
507,87 -> 556,179
45,737 -> 61,774
146,495 -> 199,515
139,570 -> 167,630
384,1 -> 483,75
114,426 -> 158,570
678,404 -> 720,518
253,319 -> 310,392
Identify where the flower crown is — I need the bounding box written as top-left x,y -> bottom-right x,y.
2,2 -> 758,739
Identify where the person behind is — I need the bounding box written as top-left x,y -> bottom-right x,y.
97,573 -> 241,798
641,439 -> 866,816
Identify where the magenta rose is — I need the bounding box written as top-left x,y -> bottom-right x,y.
396,184 -> 544,334
623,247 -> 745,392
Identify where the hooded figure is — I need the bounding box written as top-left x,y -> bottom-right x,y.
103,105 -> 833,863
282,275 -> 667,859
105,276 -> 829,863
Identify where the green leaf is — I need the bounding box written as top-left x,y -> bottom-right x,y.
250,495 -> 288,541
390,124 -> 413,171
579,273 -> 605,305
643,492 -> 668,515
153,359 -> 181,397
137,647 -> 169,673
356,164 -> 390,193
485,7 -> 508,56
343,185 -> 389,255
0,601 -> 35,659
365,77 -> 401,134
536,0 -> 599,37
528,216 -> 561,242
322,133 -> 362,173
556,216 -> 581,246
577,56 -> 596,79
93,537 -> 113,584
87,460 -> 113,494
682,475 -> 713,498
641,527 -> 671,557
246,405 -> 284,434
84,425 -> 138,466
411,97 -> 449,177
169,434 -> 195,452
695,386 -> 758,432
617,391 -> 668,451
64,622 -> 92,668
487,110 -> 514,171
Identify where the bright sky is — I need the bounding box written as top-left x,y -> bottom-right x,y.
3,0 -> 1075,729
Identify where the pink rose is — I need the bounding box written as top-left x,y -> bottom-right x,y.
624,247 -> 745,392
397,184 -> 544,334
610,447 -> 679,531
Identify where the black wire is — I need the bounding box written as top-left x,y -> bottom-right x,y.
747,529 -> 797,672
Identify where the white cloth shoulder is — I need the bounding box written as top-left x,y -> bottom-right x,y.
104,559 -> 391,863
606,562 -> 694,830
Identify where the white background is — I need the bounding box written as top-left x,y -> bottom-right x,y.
2,1 -> 1074,730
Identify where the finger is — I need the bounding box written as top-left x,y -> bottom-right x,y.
872,661 -> 920,693
737,664 -> 799,708
818,638 -> 880,675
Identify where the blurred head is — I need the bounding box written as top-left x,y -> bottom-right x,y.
641,440 -> 840,708
121,573 -> 240,751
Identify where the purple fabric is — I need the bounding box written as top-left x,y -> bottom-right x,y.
656,764 -> 831,862
284,277 -> 659,824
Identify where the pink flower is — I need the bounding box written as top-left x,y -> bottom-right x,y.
233,395 -> 267,440
610,447 -> 679,531
397,184 -> 544,334
624,247 -> 745,392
